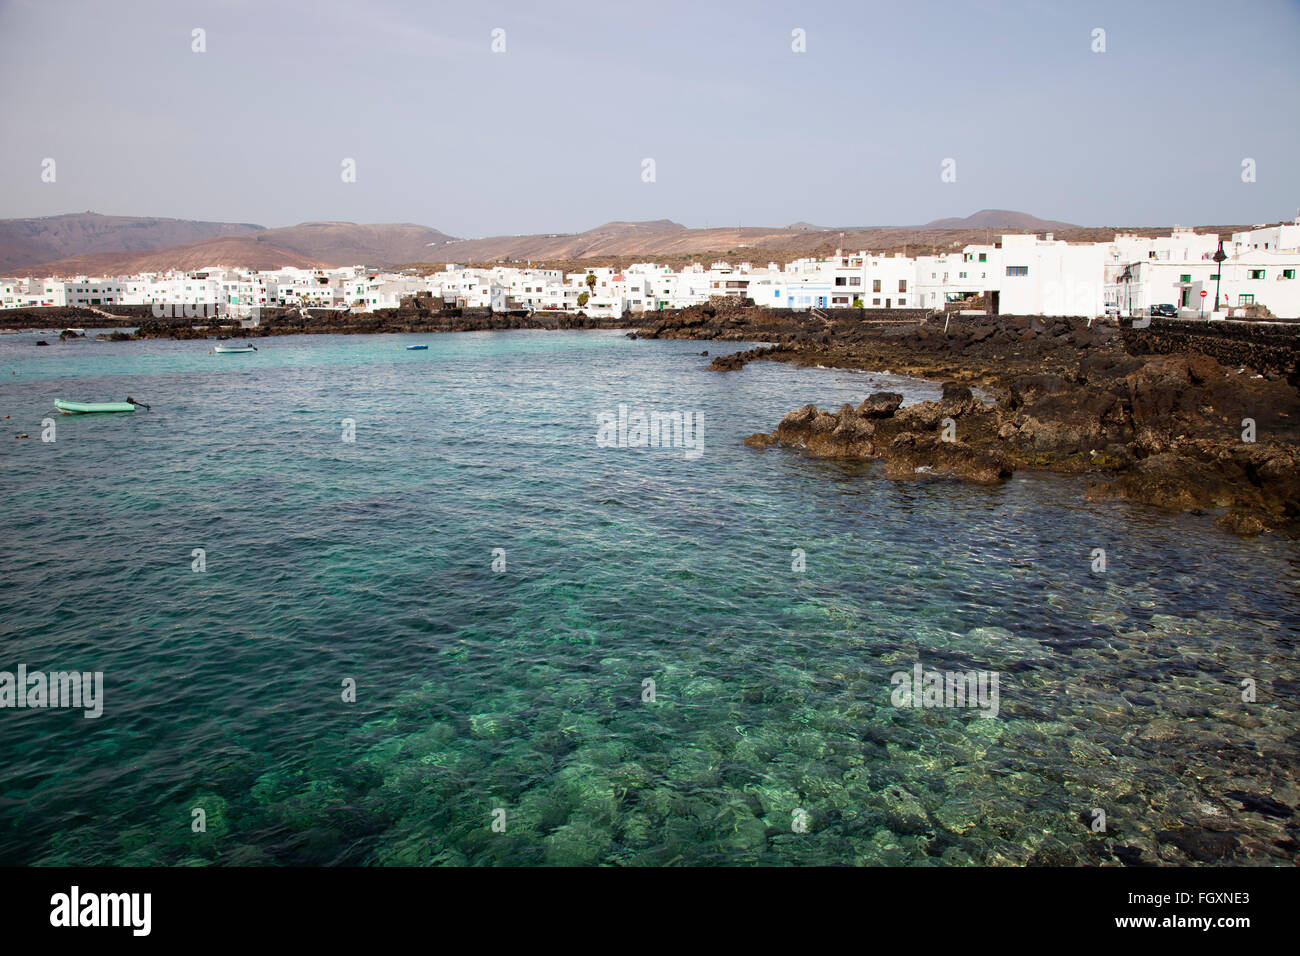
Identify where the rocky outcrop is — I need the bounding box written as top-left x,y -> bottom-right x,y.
752,385 -> 1014,484
751,347 -> 1300,535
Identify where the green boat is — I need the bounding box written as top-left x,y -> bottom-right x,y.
53,399 -> 138,415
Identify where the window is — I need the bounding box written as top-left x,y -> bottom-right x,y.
978,253 -> 986,262
1248,270 -> 1265,280
898,297 -> 906,305
849,277 -> 861,286
872,298 -> 880,306
1238,294 -> 1254,306
835,277 -> 846,286
872,279 -> 881,292
1006,266 -> 1029,277
1180,274 -> 1191,283
1284,270 -> 1296,280
898,280 -> 907,292
1210,273 -> 1219,280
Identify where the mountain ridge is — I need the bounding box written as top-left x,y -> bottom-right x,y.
3,210 -> 1205,276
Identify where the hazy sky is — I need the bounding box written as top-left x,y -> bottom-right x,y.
1,0 -> 1297,236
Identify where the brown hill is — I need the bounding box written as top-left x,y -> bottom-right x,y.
0,212 -> 263,273
20,237 -> 326,276
919,209 -> 1077,231
255,221 -> 456,265
14,220 -> 456,276
433,222 -> 1119,265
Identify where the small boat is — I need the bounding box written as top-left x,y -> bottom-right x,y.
214,343 -> 257,353
54,399 -> 137,415
406,344 -> 428,350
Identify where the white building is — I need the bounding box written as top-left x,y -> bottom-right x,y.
6,216 -> 1299,319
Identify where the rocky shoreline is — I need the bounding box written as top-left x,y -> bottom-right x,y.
634,303 -> 1300,537
1,300 -> 630,337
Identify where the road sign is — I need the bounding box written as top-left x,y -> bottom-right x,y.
1200,290 -> 1208,298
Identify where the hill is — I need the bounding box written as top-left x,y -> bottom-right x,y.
13,220 -> 456,276
0,212 -> 263,273
918,209 -> 1077,231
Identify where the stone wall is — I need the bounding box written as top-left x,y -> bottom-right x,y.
1123,318 -> 1300,380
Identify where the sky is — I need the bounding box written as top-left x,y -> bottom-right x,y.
1,0 -> 1297,236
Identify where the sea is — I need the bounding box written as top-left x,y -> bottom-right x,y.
0,329 -> 1296,865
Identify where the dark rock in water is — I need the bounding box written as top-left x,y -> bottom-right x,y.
882,434 -> 1013,484
1112,845 -> 1153,866
1217,510 -> 1267,536
1157,828 -> 1241,862
1027,842 -> 1078,866
699,350 -> 708,356
856,391 -> 904,418
766,382 -> 1013,483
707,352 -> 747,372
1223,791 -> 1293,818
743,433 -> 776,450
35,340 -> 48,346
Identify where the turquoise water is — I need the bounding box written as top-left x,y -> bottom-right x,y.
1,330 -> 1297,866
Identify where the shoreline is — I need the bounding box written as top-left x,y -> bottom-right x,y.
632,303 -> 1300,538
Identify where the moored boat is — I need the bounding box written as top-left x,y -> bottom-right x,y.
53,399 -> 137,414
214,343 -> 257,353
406,344 -> 428,350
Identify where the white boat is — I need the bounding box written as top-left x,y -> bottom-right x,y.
214,343 -> 258,353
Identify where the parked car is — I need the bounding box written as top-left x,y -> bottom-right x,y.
1148,303 -> 1178,318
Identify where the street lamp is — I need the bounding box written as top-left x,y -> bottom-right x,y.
1212,239 -> 1227,315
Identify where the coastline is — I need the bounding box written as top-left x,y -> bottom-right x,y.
632,303 -> 1300,538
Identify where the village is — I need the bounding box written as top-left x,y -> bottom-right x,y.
3,217 -> 1299,321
